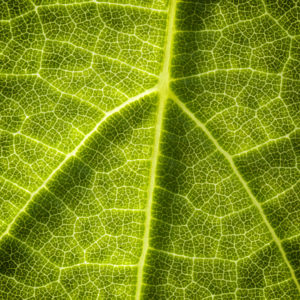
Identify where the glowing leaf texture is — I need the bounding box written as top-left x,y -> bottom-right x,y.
0,0 -> 299,299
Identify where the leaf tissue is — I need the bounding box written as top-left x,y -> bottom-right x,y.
0,0 -> 299,299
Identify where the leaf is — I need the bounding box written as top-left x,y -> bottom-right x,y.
0,0 -> 299,299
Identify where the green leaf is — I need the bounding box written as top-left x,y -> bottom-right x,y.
0,0 -> 299,299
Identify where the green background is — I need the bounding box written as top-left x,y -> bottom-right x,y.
0,0 -> 299,298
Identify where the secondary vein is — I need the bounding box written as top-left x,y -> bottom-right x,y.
0,87 -> 157,243
171,91 -> 300,293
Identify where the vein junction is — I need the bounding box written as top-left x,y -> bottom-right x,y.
0,0 -> 299,298
135,0 -> 177,298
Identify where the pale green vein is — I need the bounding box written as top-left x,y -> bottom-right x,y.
0,128 -> 67,156
35,1 -> 167,13
171,67 -> 280,82
171,91 -> 300,293
38,72 -> 129,111
7,233 -> 60,270
283,234 -> 300,243
135,1 -> 177,299
261,1 -> 296,39
0,175 -> 31,195
43,39 -> 159,78
263,181 -> 299,205
149,247 -> 236,263
60,263 -> 137,270
232,131 -> 295,157
0,73 -> 104,114
0,86 -> 158,243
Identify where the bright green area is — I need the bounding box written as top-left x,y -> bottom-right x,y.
0,0 -> 299,299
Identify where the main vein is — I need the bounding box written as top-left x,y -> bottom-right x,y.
171,92 -> 300,293
135,1 -> 177,299
0,87 -> 157,242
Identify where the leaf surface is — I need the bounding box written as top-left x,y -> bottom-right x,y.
0,0 -> 299,299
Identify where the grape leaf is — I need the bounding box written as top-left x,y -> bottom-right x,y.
0,0 -> 299,299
